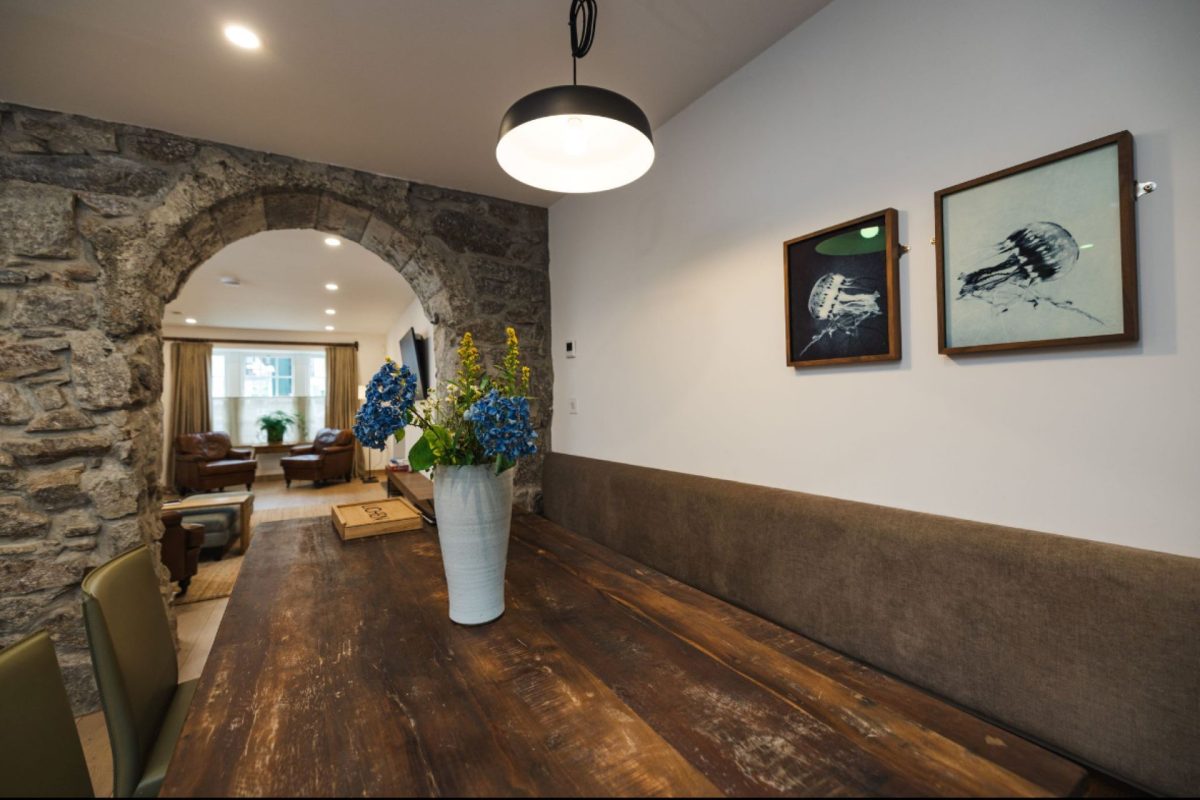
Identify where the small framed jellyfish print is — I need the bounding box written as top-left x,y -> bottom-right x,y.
935,131 -> 1139,355
784,208 -> 901,368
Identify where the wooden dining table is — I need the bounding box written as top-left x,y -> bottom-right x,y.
160,510 -> 1102,797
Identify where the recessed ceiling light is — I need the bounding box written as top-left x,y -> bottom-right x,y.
223,24 -> 261,50
325,308 -> 336,315
325,325 -> 335,332
219,276 -> 241,286
324,282 -> 339,291
185,318 -> 198,325
324,237 -> 341,247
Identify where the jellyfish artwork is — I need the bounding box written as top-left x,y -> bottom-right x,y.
795,272 -> 881,358
955,221 -> 1103,323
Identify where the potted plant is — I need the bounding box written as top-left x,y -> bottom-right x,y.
257,410 -> 297,445
354,327 -> 537,625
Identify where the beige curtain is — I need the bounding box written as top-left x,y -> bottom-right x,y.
166,341 -> 212,489
326,345 -> 364,478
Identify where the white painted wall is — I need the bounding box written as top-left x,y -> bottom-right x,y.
160,326 -> 386,478
549,0 -> 1200,558
379,298 -> 436,466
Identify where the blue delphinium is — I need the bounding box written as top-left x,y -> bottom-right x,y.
353,361 -> 417,449
464,389 -> 538,462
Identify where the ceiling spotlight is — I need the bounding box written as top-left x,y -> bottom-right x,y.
324,282 -> 339,291
223,24 -> 261,50
185,318 -> 198,325
219,276 -> 241,286
324,237 -> 342,247
325,325 -> 335,332
496,0 -> 653,193
325,308 -> 336,315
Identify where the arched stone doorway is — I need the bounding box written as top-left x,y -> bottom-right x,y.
0,103 -> 550,708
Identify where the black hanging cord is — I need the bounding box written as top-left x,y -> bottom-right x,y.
569,0 -> 597,85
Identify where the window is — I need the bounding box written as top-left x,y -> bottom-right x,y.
211,348 -> 326,444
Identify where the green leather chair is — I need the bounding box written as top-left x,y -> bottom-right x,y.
81,547 -> 197,798
0,630 -> 94,797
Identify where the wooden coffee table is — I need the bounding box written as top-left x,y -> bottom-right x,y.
162,491 -> 255,552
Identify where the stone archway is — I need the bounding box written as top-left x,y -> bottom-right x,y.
0,102 -> 550,709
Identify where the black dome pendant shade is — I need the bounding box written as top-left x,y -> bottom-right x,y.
496,0 -> 655,193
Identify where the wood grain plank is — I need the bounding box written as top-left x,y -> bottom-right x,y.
512,513 -> 1088,796
513,515 -> 1074,798
163,511 -> 1093,798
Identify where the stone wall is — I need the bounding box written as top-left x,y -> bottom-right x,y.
0,102 -> 552,710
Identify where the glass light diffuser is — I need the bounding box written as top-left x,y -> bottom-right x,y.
497,85 -> 654,193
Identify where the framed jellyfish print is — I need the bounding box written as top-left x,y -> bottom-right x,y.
935,131 -> 1139,355
784,208 -> 901,368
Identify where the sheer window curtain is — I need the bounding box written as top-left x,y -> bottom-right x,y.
326,345 -> 364,478
166,341 -> 212,489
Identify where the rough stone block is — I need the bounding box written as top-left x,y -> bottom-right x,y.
0,153 -> 168,197
26,407 -> 95,432
33,384 -> 67,410
0,182 -> 77,258
70,331 -> 133,410
0,497 -> 50,538
212,193 -> 267,243
3,432 -> 112,465
0,383 -> 34,424
317,194 -> 371,241
121,132 -> 199,163
0,342 -> 60,380
16,112 -> 118,154
11,285 -> 98,330
26,465 -> 86,510
81,466 -> 139,519
54,509 -> 101,538
263,191 -> 319,229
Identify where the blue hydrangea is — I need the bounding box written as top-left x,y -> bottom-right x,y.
353,361 -> 417,449
464,389 -> 538,462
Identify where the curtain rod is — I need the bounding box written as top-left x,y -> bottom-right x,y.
163,336 -> 359,350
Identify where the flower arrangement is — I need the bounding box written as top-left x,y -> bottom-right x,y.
354,327 -> 537,474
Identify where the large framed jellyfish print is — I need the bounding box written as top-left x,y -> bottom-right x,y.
784,208 -> 901,368
936,131 -> 1139,355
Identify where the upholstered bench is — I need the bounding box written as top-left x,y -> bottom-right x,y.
176,507 -> 240,558
540,452 -> 1200,796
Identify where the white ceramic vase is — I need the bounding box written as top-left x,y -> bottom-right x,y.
432,464 -> 515,625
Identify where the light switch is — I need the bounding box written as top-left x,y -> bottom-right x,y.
565,340 -> 577,358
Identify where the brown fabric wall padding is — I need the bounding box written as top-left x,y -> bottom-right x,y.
541,452 -> 1200,796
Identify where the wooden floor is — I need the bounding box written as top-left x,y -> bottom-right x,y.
76,475 -> 389,797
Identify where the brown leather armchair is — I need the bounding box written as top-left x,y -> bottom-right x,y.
174,431 -> 257,494
159,509 -> 204,595
281,428 -> 356,487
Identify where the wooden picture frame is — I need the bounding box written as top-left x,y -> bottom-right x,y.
935,131 -> 1138,355
784,208 -> 901,368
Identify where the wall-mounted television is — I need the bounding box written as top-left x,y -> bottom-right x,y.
399,327 -> 429,399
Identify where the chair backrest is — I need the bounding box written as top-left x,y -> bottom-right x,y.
541,452 -> 1200,796
175,431 -> 231,461
81,547 -> 178,798
0,630 -> 94,798
312,428 -> 352,454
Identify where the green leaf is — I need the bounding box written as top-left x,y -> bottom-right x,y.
407,435 -> 434,472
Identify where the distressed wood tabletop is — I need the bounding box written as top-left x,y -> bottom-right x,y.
161,512 -> 1092,797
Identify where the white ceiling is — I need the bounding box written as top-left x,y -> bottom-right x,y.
0,0 -> 829,206
165,229 -> 415,333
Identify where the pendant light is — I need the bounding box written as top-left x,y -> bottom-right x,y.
496,0 -> 654,193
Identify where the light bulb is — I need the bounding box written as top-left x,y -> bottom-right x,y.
223,24 -> 261,50
564,116 -> 588,157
